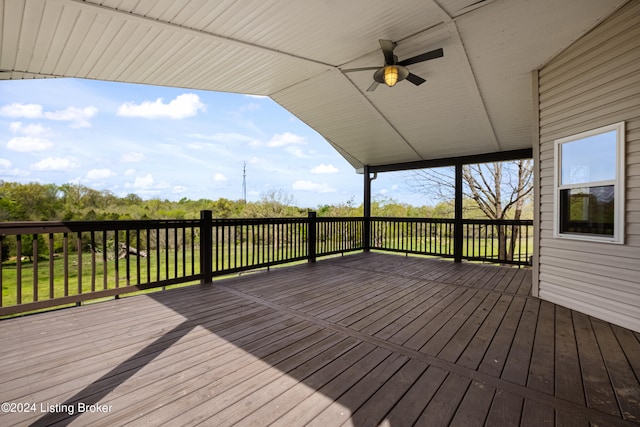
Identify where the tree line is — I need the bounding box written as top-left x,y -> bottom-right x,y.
0,181 -> 446,222
0,179 -> 532,223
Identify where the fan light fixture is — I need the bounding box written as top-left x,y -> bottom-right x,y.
342,40 -> 443,92
384,66 -> 399,87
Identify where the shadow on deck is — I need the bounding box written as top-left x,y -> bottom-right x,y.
1,252 -> 639,426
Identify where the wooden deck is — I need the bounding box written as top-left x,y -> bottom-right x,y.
1,252 -> 639,426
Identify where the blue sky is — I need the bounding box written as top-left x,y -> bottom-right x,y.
0,78 -> 422,208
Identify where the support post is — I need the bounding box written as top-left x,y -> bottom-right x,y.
200,210 -> 213,284
308,211 -> 317,263
454,163 -> 463,263
363,165 -> 372,252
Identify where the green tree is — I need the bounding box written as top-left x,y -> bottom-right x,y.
3,182 -> 60,220
244,190 -> 300,218
406,160 -> 533,260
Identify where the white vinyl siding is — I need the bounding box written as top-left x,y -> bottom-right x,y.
537,0 -> 640,332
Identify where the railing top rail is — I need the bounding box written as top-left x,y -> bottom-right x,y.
370,217 -> 532,225
0,216 -> 533,236
459,218 -> 533,225
0,219 -> 201,236
211,217 -> 308,225
316,217 -> 364,222
370,217 -> 455,223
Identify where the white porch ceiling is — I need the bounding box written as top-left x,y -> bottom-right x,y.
0,0 -> 627,170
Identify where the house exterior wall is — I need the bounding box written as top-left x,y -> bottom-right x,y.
536,0 -> 640,332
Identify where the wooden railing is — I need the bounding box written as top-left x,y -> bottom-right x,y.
0,219 -> 201,316
0,212 -> 530,316
370,217 -> 533,266
370,217 -> 455,257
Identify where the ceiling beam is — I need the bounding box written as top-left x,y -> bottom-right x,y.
368,148 -> 533,173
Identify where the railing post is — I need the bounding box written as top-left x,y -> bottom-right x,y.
200,210 -> 213,284
363,165 -> 372,252
308,211 -> 317,263
454,163 -> 463,263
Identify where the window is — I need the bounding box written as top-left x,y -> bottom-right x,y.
554,122 -> 625,243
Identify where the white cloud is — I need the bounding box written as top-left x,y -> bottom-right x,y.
129,174 -> 155,189
292,180 -> 336,193
7,136 -> 54,152
0,103 -> 43,118
44,106 -> 98,128
124,168 -> 136,176
31,157 -> 78,171
213,173 -> 227,182
117,93 -> 205,119
310,163 -> 338,174
0,158 -> 28,177
267,132 -> 306,147
121,174 -> 171,197
121,152 -> 145,162
9,121 -> 49,136
124,174 -> 170,191
172,185 -> 188,194
0,103 -> 97,127
285,146 -> 312,158
189,132 -> 254,143
240,102 -> 260,113
86,168 -> 116,180
244,94 -> 267,99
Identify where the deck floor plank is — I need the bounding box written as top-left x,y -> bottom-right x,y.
611,324 -> 640,381
573,311 -> 621,417
346,358 -> 430,426
1,252 -> 638,427
383,365 -> 450,426
520,399 -> 555,427
527,300 -> 556,395
431,291 -> 500,362
270,346 -> 393,427
590,317 -> 640,422
478,296 -> 527,378
306,353 -> 410,427
456,294 -> 513,370
355,282 -> 448,336
554,306 -> 586,405
485,389 -> 524,427
449,380 -> 495,426
413,372 -> 472,426
396,288 -> 478,349
501,297 -> 539,386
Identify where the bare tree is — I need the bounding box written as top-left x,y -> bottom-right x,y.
405,159 -> 533,260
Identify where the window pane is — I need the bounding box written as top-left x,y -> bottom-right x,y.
559,185 -> 615,236
561,130 -> 617,185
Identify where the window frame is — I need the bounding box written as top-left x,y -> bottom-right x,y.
553,121 -> 625,244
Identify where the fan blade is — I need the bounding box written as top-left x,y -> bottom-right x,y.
379,39 -> 396,65
367,81 -> 380,92
342,67 -> 381,73
406,73 -> 426,86
398,48 -> 444,66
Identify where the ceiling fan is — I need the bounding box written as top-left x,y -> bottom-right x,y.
343,39 -> 444,91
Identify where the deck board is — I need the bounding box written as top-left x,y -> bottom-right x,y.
1,252 -> 638,427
